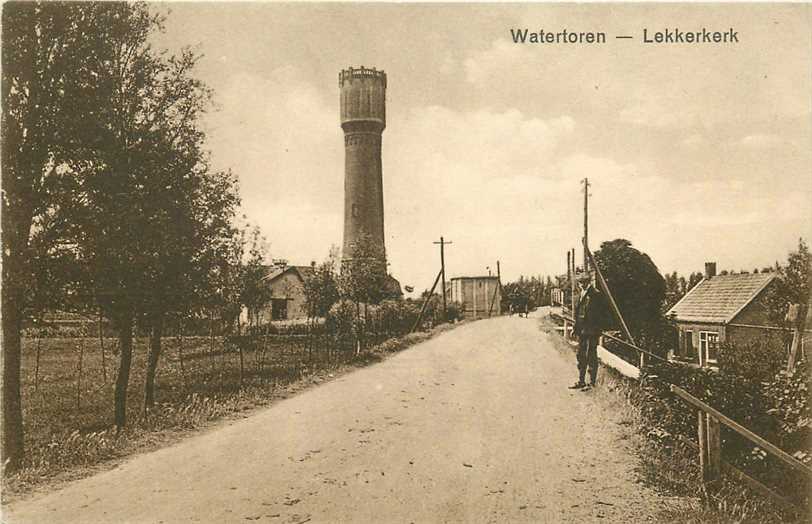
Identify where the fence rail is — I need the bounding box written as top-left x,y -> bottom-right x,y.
670,385 -> 812,477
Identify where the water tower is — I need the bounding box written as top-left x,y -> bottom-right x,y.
339,66 -> 387,262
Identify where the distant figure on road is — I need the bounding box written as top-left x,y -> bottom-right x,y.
569,271 -> 610,392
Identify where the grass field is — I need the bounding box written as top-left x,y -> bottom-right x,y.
6,329 -> 427,499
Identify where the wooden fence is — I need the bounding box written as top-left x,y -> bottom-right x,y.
670,384 -> 811,511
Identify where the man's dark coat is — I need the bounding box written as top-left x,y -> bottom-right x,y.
573,285 -> 611,336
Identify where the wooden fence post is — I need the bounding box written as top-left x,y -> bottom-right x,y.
706,414 -> 722,482
698,411 -> 721,484
786,303 -> 806,373
698,411 -> 708,478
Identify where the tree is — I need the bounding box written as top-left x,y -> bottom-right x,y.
500,276 -> 544,313
338,234 -> 393,352
141,163 -> 240,412
303,247 -> 340,319
239,225 -> 272,328
593,239 -> 667,348
2,1 -> 140,472
762,238 -> 810,328
338,233 -> 390,306
687,271 -> 703,291
50,4 -> 237,429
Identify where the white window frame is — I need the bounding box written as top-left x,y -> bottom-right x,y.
699,331 -> 719,366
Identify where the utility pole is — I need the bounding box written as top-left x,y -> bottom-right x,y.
571,247 -> 577,317
496,260 -> 501,312
566,250 -> 571,299
565,251 -> 573,338
433,237 -> 452,321
582,177 -> 591,271
488,260 -> 502,316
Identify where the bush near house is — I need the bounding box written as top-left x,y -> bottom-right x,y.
631,347 -> 810,509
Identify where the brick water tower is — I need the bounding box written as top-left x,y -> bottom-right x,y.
339,66 -> 387,263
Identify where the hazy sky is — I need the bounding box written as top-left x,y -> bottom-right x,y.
155,3 -> 811,294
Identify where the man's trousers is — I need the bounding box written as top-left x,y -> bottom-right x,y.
577,333 -> 599,384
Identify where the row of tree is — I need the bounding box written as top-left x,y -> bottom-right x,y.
2,3 -> 269,474
500,275 -> 556,312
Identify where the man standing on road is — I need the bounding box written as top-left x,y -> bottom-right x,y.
569,271 -> 610,391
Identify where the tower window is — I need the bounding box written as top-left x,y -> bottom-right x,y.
352,204 -> 359,218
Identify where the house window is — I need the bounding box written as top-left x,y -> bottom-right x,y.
271,298 -> 288,321
699,331 -> 719,365
684,330 -> 694,357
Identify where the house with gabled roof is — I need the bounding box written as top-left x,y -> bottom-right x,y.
252,260 -> 316,322
666,262 -> 780,367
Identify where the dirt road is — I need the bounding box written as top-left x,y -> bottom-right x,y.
5,315 -> 680,523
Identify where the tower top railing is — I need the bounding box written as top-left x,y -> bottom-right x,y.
339,66 -> 387,88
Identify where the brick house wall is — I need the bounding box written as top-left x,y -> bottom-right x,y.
251,270 -> 308,322
676,322 -> 725,365
725,286 -> 788,349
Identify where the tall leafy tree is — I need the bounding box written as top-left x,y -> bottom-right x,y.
593,239 -> 667,348
55,4 -> 175,430
1,1 -> 138,472
762,238 -> 810,328
49,4 -> 239,428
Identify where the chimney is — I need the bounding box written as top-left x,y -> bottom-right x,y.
705,262 -> 717,279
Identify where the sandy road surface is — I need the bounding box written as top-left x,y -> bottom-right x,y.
5,315 -> 676,523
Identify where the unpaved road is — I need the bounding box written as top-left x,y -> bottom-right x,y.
5,315 -> 680,523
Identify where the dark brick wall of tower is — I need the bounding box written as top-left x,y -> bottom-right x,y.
339,67 -> 387,262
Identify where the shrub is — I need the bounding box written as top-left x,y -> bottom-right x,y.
446,301 -> 463,323
762,361 -> 811,452
717,334 -> 787,384
378,299 -> 420,335
326,300 -> 357,351
635,355 -> 810,507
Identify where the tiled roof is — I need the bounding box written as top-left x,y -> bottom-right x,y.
666,273 -> 775,324
262,265 -> 315,283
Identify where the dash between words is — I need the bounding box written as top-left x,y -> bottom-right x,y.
510,27 -> 739,44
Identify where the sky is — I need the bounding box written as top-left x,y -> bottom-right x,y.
154,3 -> 812,295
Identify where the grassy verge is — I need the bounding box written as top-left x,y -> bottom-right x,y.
2,322 -> 459,502
537,314 -> 805,523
